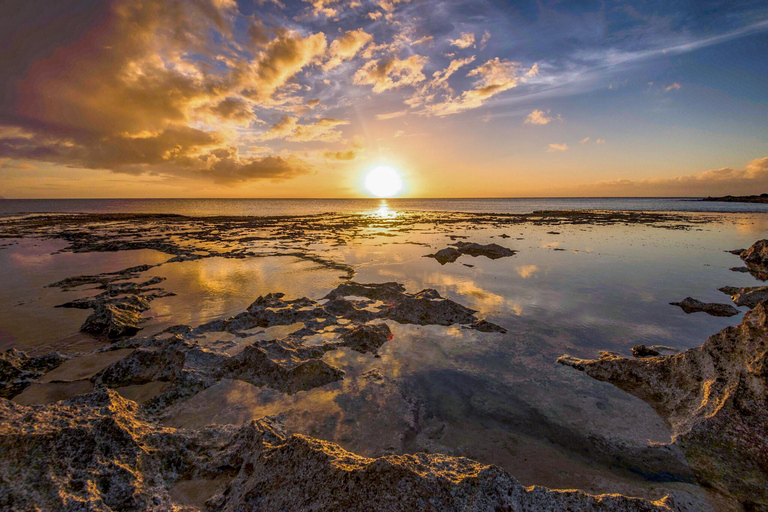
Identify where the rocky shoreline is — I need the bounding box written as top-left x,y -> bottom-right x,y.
1,215 -> 766,510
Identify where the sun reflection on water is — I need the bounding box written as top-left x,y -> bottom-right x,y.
372,200 -> 399,219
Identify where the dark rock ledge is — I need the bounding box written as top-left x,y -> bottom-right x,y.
0,390 -> 675,511
669,297 -> 739,317
426,241 -> 517,265
559,301 -> 768,510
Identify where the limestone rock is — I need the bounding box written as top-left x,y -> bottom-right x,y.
0,390 -> 674,512
558,302 -> 768,508
0,349 -> 67,398
81,296 -> 151,339
719,286 -> 768,308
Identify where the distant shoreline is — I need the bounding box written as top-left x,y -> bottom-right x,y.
702,194 -> 768,204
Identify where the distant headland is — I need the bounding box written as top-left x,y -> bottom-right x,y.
702,193 -> 768,204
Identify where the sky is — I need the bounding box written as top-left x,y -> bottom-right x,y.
0,0 -> 767,199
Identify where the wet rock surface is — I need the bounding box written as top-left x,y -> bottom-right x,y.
669,297 -> 740,317
734,239 -> 768,280
0,389 -> 675,512
558,301 -> 768,509
718,285 -> 768,308
631,345 -> 660,358
0,349 -> 67,398
50,270 -> 176,339
427,241 -> 516,264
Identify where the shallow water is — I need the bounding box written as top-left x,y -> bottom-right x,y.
1,207 -> 767,505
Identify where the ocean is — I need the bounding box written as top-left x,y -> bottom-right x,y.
2,197 -> 768,217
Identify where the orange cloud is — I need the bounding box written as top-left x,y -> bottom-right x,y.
525,109 -> 553,125
353,55 -> 427,92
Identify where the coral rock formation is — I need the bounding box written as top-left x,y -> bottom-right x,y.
558,301 -> 768,509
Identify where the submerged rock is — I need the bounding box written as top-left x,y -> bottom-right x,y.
718,285 -> 768,309
558,301 -> 768,508
669,297 -> 739,317
427,242 -> 516,264
0,390 -> 675,512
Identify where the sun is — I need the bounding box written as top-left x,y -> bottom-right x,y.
364,165 -> 403,198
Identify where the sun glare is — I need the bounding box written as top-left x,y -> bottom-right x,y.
364,166 -> 403,198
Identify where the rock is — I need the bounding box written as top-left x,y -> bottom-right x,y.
427,242 -> 516,264
0,390 -> 675,512
0,349 -> 67,398
81,295 -> 152,339
430,247 -> 463,264
735,240 -> 768,281
386,289 -> 480,326
669,297 -> 740,317
468,319 -> 508,333
558,301 -> 768,508
340,324 -> 393,354
93,346 -> 185,387
719,286 -> 768,309
740,239 -> 768,267
323,281 -> 406,302
630,345 -> 660,358
220,345 -> 344,394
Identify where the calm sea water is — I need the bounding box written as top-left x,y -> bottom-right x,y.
2,197 -> 768,216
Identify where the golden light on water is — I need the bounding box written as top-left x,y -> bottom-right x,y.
374,200 -> 398,218
364,165 -> 403,198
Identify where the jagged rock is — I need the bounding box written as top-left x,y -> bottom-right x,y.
719,285 -> 768,309
386,289 -> 480,326
558,302 -> 768,509
427,242 -> 516,264
669,297 -> 740,317
324,281 -> 406,302
0,390 -> 674,512
219,345 -> 344,394
631,345 -> 660,358
339,324 -> 393,354
740,239 -> 768,267
93,346 -> 185,387
46,264 -> 154,289
0,349 -> 67,398
81,295 -> 152,339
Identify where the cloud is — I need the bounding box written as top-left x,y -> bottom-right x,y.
525,109 -> 553,125
241,31 -> 328,101
0,0 -> 331,185
580,137 -> 591,144
548,143 -> 568,152
449,32 -> 475,49
665,82 -> 682,92
411,36 -> 434,46
585,156 -> 768,196
323,29 -> 374,71
375,110 -> 409,120
423,58 -> 520,116
258,116 -> 349,142
353,55 -> 427,93
525,63 -> 539,78
596,138 -> 606,144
